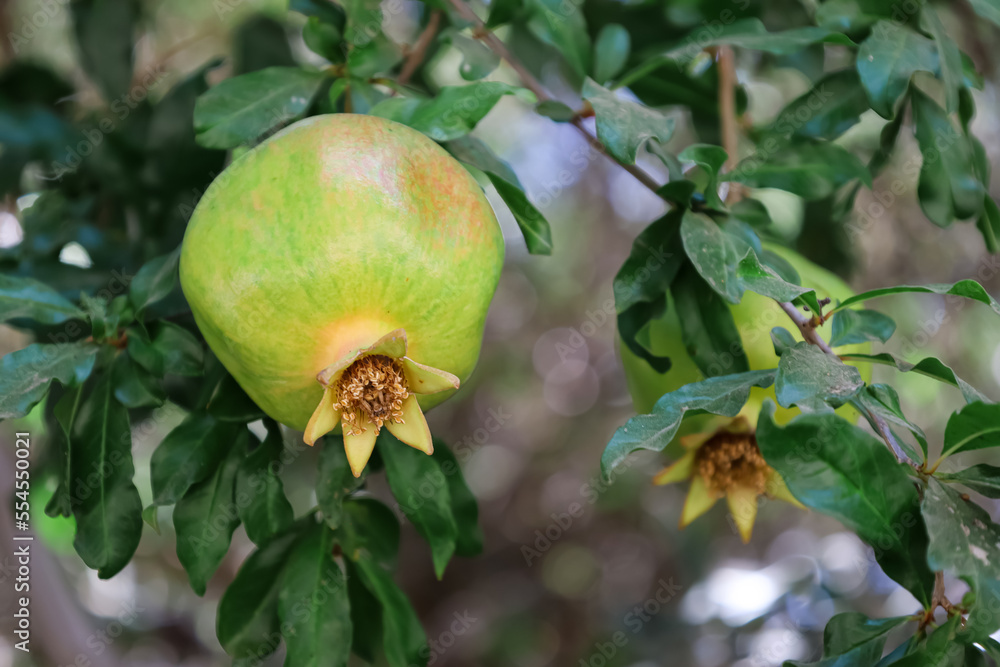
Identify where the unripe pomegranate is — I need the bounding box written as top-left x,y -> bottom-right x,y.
180,114 -> 504,475
620,244 -> 871,423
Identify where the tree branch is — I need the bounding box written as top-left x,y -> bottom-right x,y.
446,0 -> 665,196
716,46 -> 742,204
398,10 -> 443,86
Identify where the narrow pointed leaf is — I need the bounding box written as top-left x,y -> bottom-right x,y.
317,435 -> 364,530
378,431 -> 457,579
601,370 -> 776,474
0,274 -> 85,324
278,523 -> 351,667
70,373 -> 143,579
237,420 -> 294,545
0,342 -> 98,420
175,435 -> 245,595
151,412 -> 241,506
217,526 -> 305,660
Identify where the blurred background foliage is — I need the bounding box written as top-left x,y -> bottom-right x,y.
1,0 -> 1000,665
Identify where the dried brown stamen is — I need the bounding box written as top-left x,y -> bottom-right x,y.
334,355 -> 409,436
695,431 -> 770,495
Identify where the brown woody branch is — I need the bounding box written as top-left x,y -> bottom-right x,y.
398,10 -> 443,86
445,0 -> 665,196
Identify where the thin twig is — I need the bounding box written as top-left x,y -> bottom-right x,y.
398,10 -> 443,86
779,302 -> 913,464
716,46 -> 742,204
779,302 -> 834,354
446,0 -> 666,197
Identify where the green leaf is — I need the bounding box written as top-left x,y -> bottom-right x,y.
217,527 -> 304,660
71,0 -> 138,101
583,77 -> 674,164
939,464 -> 1000,499
613,211 -> 683,371
46,386 -> 83,518
976,196 -> 1000,254
194,67 -> 327,149
432,441 -> 483,557
757,406 -> 935,605
921,6 -> 961,114
70,372 -> 143,579
339,497 -> 400,569
485,172 -> 553,255
775,342 -> 864,412
371,82 -> 528,142
891,615 -> 964,666
129,250 -> 179,314
0,274 -> 85,325
153,322 -> 205,377
768,69 -> 869,141
941,402 -> 1000,458
142,505 -> 160,534
350,553 -> 428,667
922,478 -> 1000,639
175,433 -> 244,596
445,135 -> 522,187
787,611 -> 909,666
816,0 -> 898,34
0,343 -> 98,420
150,412 -> 241,506
593,24 -> 630,84
829,309 -> 896,346
614,211 -> 682,314
317,436 -> 364,530
968,0 -> 1000,26
619,19 -> 852,87
679,211 -> 751,304
237,420 -> 294,545
378,432 -> 458,579
671,264 -> 750,378
278,523 -> 351,667
831,279 -> 1000,316
822,612 -> 910,657
111,352 -> 165,408
601,370 -> 776,474
679,213 -> 819,311
345,559 -> 382,662
346,34 -> 402,78
535,100 -> 576,122
444,30 -> 500,81
725,141 -> 870,200
869,109 -> 905,176
840,352 -> 989,405
525,0 -> 591,77
770,327 -> 797,356
735,251 -> 821,312
303,17 -> 344,62
910,88 -> 983,225
678,144 -> 727,208
445,136 -> 553,255
207,373 -> 266,422
856,21 -> 937,119
487,0 -> 523,27
850,383 -> 928,458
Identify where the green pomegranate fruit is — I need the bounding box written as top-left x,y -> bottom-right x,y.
180,114 -> 504,475
620,244 -> 871,424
